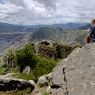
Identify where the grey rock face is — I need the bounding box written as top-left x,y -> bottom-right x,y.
45,73 -> 53,82
51,43 -> 95,95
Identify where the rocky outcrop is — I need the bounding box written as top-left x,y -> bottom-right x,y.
38,43 -> 77,60
51,43 -> 95,95
0,78 -> 35,91
38,76 -> 48,87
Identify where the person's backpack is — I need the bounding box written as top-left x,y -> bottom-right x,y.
90,26 -> 95,38
85,35 -> 92,43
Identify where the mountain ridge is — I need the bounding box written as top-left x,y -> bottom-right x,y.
0,22 -> 91,32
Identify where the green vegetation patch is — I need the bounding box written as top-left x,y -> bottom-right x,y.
3,43 -> 57,81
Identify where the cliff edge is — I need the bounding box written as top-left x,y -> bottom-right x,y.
51,43 -> 95,95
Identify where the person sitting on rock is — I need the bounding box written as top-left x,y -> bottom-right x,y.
85,19 -> 95,43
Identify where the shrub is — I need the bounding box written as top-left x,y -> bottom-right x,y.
16,73 -> 35,80
41,92 -> 48,95
0,66 -> 5,75
40,41 -> 50,46
32,56 -> 56,81
15,44 -> 37,72
56,44 -> 73,59
3,49 -> 15,67
3,43 -> 57,81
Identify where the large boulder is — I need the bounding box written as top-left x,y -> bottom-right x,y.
51,43 -> 95,95
0,78 -> 35,91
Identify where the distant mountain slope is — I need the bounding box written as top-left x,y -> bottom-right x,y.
79,24 -> 91,30
0,22 -> 90,54
0,22 -> 25,32
49,23 -> 91,30
30,27 -> 87,44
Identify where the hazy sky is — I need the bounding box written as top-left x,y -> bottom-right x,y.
0,0 -> 94,25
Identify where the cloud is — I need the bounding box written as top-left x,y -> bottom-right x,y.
0,1 -> 23,22
34,0 -> 56,9
8,0 -> 26,7
0,0 -> 95,25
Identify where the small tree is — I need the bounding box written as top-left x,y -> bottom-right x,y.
4,49 -> 15,68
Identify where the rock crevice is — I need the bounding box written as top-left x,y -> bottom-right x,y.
63,68 -> 69,95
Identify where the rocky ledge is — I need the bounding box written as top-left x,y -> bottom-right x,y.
51,43 -> 95,95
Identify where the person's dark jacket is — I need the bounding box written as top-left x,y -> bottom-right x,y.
89,26 -> 95,42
